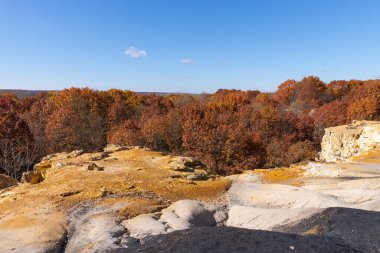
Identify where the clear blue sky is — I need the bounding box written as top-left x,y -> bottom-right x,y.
1,0 -> 380,93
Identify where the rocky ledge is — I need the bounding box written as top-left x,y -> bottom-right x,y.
0,122 -> 379,252
320,120 -> 380,162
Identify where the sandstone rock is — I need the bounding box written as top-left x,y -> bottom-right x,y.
90,152 -> 109,161
123,213 -> 168,238
0,174 -> 18,189
65,205 -> 126,253
122,200 -> 216,239
54,162 -> 66,169
34,159 -> 52,170
21,170 -> 43,184
226,206 -> 319,230
60,190 -> 81,197
320,121 -> 380,162
161,200 -> 216,227
186,172 -> 208,181
227,180 -> 345,209
41,153 -> 57,161
67,150 -> 84,158
166,156 -> 204,172
103,144 -> 129,153
0,214 -> 67,253
83,162 -> 104,171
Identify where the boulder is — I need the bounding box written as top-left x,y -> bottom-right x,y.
83,163 -> 104,171
65,205 -> 126,253
67,150 -> 84,158
0,174 -> 18,189
160,200 -> 216,228
21,170 -> 43,184
186,172 -> 208,181
122,200 -> 216,239
166,156 -> 204,172
90,152 -> 109,161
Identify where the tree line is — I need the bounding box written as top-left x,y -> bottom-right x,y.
1,76 -> 379,178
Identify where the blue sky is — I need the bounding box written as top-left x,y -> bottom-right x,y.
0,0 -> 380,93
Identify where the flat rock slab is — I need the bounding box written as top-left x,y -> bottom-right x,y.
275,207 -> 380,253
0,214 -> 66,253
137,226 -> 362,253
227,206 -> 320,230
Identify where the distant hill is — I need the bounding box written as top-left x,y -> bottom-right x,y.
0,89 -> 197,98
0,89 -> 50,98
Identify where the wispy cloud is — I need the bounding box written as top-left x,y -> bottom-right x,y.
374,75 -> 380,80
180,58 -> 193,64
125,47 -> 147,58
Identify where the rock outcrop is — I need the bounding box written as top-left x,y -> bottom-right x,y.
0,174 -> 18,189
0,147 -> 229,252
1,129 -> 380,252
320,120 -> 380,162
122,200 -> 216,240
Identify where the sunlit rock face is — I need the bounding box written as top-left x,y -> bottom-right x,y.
320,121 -> 380,162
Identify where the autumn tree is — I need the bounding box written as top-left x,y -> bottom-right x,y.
107,119 -> 143,146
0,95 -> 35,178
45,88 -> 107,152
273,79 -> 297,105
295,76 -> 327,110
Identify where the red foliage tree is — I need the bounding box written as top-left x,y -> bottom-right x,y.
0,95 -> 34,178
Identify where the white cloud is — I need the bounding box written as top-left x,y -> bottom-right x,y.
125,47 -> 147,58
180,58 -> 193,64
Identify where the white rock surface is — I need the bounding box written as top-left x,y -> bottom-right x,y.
227,180 -> 345,209
320,120 -> 380,162
65,205 -> 126,253
122,200 -> 216,239
226,206 -> 319,230
225,160 -> 380,231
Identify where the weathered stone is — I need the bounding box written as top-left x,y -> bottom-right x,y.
83,163 -> 104,171
90,152 -> 109,161
60,191 -> 81,197
166,156 -> 204,172
187,173 -> 208,181
67,150 -> 84,158
21,171 -> 43,184
122,200 -> 216,239
103,144 -> 129,153
0,174 -> 18,189
54,162 -> 66,169
320,121 -> 380,162
65,205 -> 126,253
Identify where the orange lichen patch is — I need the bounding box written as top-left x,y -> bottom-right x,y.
0,148 -> 231,220
154,179 -> 232,201
254,166 -> 305,186
117,198 -> 167,219
349,149 -> 380,163
303,225 -> 323,235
